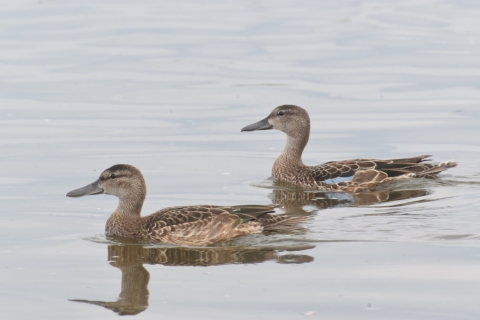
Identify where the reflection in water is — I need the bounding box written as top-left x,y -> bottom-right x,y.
270,182 -> 429,214
70,244 -> 314,315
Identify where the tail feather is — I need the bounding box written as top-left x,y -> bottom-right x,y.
414,161 -> 458,177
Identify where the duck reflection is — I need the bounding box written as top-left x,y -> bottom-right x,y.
70,244 -> 314,315
270,183 -> 429,214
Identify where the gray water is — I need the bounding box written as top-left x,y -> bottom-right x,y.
1,1 -> 480,319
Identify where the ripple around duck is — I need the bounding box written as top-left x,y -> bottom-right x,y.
244,174 -> 480,245
251,177 -> 436,210
82,234 -> 118,245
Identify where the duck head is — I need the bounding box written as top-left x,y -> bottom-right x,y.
241,105 -> 310,137
66,164 -> 147,201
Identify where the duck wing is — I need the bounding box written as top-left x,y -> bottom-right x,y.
144,205 -> 227,226
141,205 -> 307,245
142,206 -> 242,245
312,155 -> 447,182
223,205 -> 308,231
145,204 -> 275,226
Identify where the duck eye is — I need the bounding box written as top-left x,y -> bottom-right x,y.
109,173 -> 117,179
278,110 -> 285,116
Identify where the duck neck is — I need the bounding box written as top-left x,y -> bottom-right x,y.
115,196 -> 144,217
278,126 -> 310,165
114,186 -> 146,217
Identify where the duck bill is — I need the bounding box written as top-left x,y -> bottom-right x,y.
241,117 -> 273,132
66,180 -> 103,198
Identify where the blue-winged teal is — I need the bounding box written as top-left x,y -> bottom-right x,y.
242,105 -> 457,192
66,164 -> 307,246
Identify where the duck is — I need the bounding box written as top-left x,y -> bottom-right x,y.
66,164 -> 307,246
241,105 -> 457,192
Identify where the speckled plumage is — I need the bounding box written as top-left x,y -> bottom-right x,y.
242,105 -> 457,192
67,165 -> 307,246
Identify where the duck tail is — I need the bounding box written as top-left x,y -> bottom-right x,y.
260,215 -> 310,232
415,160 -> 458,177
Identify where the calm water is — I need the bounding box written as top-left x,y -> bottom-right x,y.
1,1 -> 480,319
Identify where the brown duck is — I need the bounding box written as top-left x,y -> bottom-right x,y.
241,105 -> 457,192
66,164 -> 307,246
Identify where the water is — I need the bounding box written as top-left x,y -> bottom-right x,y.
1,0 -> 480,318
